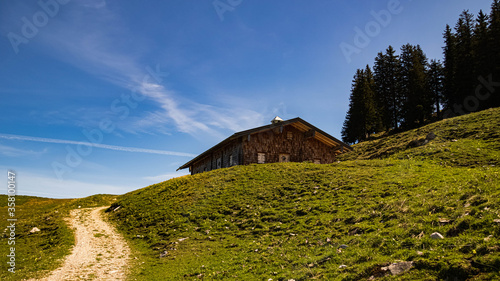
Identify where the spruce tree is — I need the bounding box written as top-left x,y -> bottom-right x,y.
342,69 -> 365,144
341,67 -> 382,144
374,46 -> 403,130
362,65 -> 383,135
400,44 -> 432,128
443,24 -> 458,109
474,10 -> 490,77
489,0 -> 500,107
427,60 -> 445,119
454,11 -> 476,108
473,10 -> 492,111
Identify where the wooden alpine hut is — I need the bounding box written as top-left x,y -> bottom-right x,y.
177,116 -> 352,175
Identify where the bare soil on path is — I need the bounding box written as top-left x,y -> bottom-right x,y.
30,206 -> 131,281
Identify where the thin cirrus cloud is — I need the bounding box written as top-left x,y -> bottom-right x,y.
34,2 -> 263,138
18,172 -> 136,198
0,133 -> 196,157
0,143 -> 47,157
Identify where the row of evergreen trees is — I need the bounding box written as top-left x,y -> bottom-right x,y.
341,0 -> 500,144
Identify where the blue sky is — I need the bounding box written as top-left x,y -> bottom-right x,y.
0,0 -> 494,198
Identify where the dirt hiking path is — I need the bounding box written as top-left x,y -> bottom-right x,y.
31,206 -> 130,281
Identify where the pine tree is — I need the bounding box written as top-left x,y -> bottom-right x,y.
427,60 -> 445,119
473,10 -> 492,111
342,69 -> 365,144
454,11 -> 476,107
474,10 -> 490,76
443,24 -> 458,109
373,46 -> 403,130
400,44 -> 432,128
341,67 -> 382,144
489,0 -> 500,107
362,65 -> 383,134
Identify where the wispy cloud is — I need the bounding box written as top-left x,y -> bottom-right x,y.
0,133 -> 196,157
34,2 -> 263,138
0,143 -> 47,157
82,0 -> 107,9
6,173 -> 134,198
135,81 -> 221,137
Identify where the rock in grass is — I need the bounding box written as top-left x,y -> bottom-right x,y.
430,232 -> 444,239
381,261 -> 413,275
408,139 -> 423,148
339,244 -> 348,249
426,132 -> 437,141
29,227 -> 41,233
339,265 -> 347,269
438,218 -> 451,224
160,250 -> 168,258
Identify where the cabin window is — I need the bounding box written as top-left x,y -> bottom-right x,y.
217,158 -> 222,169
279,153 -> 290,163
314,159 -> 321,164
229,154 -> 233,166
287,131 -> 293,140
257,153 -> 266,164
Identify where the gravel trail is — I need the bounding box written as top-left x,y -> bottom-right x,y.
30,206 -> 130,281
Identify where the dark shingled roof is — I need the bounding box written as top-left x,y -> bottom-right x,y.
177,117 -> 352,171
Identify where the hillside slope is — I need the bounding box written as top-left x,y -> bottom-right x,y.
339,108 -> 500,167
109,109 -> 500,280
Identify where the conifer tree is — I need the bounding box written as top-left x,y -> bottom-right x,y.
474,10 -> 490,76
443,24 -> 458,108
362,65 -> 384,134
341,66 -> 382,144
427,60 -> 445,119
473,10 -> 492,111
454,11 -> 476,106
489,0 -> 500,107
342,69 -> 365,144
400,44 -> 432,128
373,46 -> 403,130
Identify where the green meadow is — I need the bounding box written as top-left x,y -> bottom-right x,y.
109,108 -> 500,280
2,108 -> 499,280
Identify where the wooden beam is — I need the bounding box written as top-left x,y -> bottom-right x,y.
332,144 -> 344,152
304,129 -> 316,139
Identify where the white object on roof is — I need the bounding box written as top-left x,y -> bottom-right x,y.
271,116 -> 284,124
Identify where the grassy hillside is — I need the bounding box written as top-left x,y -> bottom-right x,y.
109,109 -> 500,280
0,194 -> 117,281
338,107 -> 500,167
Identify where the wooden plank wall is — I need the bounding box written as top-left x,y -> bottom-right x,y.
242,124 -> 337,165
190,123 -> 338,174
191,139 -> 243,174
